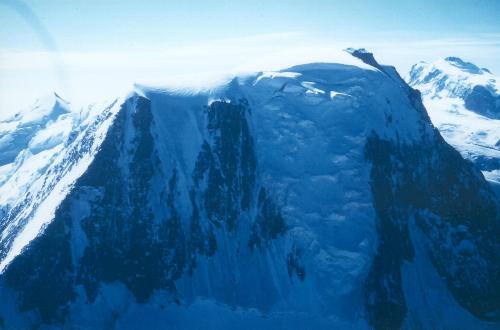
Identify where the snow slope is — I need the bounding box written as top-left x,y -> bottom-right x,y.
0,50 -> 498,330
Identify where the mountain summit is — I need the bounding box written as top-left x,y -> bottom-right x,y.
0,50 -> 499,329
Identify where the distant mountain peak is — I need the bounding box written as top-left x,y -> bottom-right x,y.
408,56 -> 498,100
408,57 -> 500,186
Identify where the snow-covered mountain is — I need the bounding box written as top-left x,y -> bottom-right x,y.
0,50 -> 498,329
408,57 -> 500,189
0,94 -> 118,272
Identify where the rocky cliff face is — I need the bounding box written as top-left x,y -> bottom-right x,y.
0,51 -> 498,329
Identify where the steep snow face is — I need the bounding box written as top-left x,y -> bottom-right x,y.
409,57 -> 500,186
0,51 -> 499,329
0,94 -> 121,272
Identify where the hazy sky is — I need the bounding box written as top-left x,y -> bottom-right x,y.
1,0 -> 500,115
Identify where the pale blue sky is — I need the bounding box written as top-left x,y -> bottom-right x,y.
1,0 -> 500,113
2,0 -> 500,51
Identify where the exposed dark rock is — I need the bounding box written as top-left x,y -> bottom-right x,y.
471,154 -> 500,172
3,201 -> 75,323
249,187 -> 286,249
445,57 -> 484,75
346,48 -> 387,74
193,100 -> 257,231
364,131 -> 500,329
287,246 -> 306,282
464,85 -> 500,119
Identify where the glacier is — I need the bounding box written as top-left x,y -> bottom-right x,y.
0,49 -> 498,329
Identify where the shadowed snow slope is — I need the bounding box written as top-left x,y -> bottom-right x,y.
0,50 -> 498,329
